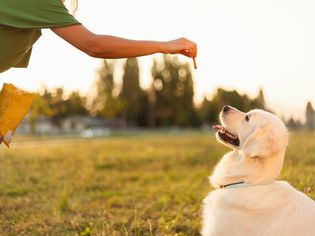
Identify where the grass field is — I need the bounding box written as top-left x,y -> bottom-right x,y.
0,131 -> 314,235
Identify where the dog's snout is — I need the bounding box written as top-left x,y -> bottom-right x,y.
223,105 -> 231,113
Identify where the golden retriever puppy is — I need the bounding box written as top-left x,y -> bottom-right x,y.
201,106 -> 315,236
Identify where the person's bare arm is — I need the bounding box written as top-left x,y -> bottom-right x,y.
52,24 -> 197,59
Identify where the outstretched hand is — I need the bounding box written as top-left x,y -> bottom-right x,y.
164,37 -> 198,68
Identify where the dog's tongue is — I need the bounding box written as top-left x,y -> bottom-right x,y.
213,125 -> 223,131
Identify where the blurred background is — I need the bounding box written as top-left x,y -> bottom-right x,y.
1,0 -> 315,235
1,0 -> 315,135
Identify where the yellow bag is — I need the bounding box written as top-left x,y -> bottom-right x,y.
0,83 -> 34,147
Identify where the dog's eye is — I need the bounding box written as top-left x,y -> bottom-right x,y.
245,115 -> 250,122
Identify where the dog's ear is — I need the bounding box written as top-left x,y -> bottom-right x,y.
242,125 -> 280,159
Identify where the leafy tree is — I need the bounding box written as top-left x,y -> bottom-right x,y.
27,91 -> 52,134
305,101 -> 314,130
120,58 -> 142,125
287,117 -> 302,130
152,56 -> 200,127
93,60 -> 125,118
32,87 -> 88,126
26,86 -> 89,133
250,88 -> 265,109
137,90 -> 150,127
49,87 -> 68,125
64,91 -> 88,116
147,84 -> 156,127
200,88 -> 266,124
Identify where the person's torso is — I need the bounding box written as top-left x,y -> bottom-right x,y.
0,0 -> 80,73
0,25 -> 41,73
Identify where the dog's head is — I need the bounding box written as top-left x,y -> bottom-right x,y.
214,106 -> 288,159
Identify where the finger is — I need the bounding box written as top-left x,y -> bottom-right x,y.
191,45 -> 197,58
194,44 -> 198,58
188,42 -> 197,58
183,49 -> 192,57
189,48 -> 195,57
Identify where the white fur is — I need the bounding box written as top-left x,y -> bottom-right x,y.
201,107 -> 315,236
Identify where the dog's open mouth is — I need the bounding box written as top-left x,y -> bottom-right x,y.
213,125 -> 240,146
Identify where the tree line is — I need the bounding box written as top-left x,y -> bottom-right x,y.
28,56 -> 312,130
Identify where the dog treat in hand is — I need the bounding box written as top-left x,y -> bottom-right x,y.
0,83 -> 34,148
193,57 -> 197,69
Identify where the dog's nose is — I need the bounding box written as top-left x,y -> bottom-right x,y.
223,105 -> 231,113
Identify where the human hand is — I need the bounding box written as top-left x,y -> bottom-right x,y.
163,37 -> 198,68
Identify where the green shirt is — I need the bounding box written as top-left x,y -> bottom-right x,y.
0,0 -> 81,73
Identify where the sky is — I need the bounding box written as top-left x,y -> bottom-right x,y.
1,0 -> 315,121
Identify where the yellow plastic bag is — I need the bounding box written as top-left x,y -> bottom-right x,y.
0,83 -> 34,147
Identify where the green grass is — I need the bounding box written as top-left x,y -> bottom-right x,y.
0,131 -> 314,235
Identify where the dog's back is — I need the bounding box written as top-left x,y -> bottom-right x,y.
201,181 -> 315,236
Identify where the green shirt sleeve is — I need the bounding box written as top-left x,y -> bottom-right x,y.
0,0 -> 80,28
0,0 -> 81,73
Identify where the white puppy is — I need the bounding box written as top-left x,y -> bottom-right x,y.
201,106 -> 315,236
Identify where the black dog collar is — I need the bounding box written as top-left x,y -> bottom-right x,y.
220,181 -> 245,189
